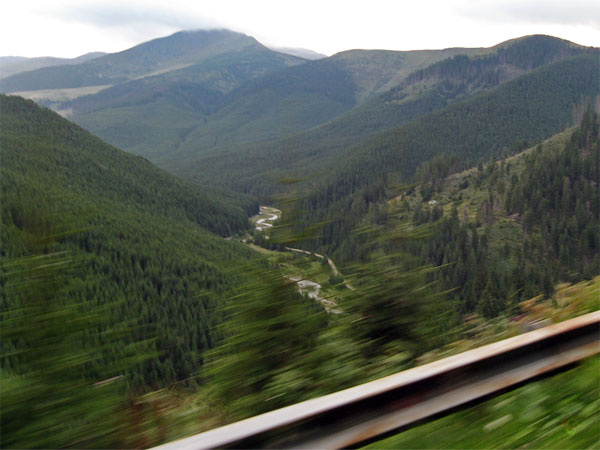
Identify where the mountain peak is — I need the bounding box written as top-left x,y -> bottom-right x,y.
110,27 -> 262,61
0,28 -> 287,93
492,34 -> 585,51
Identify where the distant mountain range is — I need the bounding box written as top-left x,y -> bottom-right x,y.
0,52 -> 106,79
268,46 -> 327,60
0,30 -> 304,93
1,30 -> 485,162
1,30 -> 597,206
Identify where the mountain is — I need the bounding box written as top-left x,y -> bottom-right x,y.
166,36 -> 593,197
169,46 -> 491,154
2,33 -> 594,204
0,29 -> 303,94
0,94 -> 259,394
59,47 -> 307,158
66,42 -> 483,167
3,30 -> 599,448
287,51 -> 599,261
68,52 -> 355,160
0,52 -> 106,80
0,29 -> 307,160
384,111 -> 599,317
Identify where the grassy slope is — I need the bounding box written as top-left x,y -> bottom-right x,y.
0,52 -> 106,80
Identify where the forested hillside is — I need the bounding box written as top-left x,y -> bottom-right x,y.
160,56 -> 360,160
293,53 -> 599,258
64,45 -> 306,159
169,36 -> 591,197
1,30 -> 306,161
0,95 -> 259,397
195,112 -> 600,444
405,110 -> 599,319
327,111 -> 599,318
69,43 -> 480,164
386,34 -> 583,102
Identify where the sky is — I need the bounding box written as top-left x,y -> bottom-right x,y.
2,0 -> 599,58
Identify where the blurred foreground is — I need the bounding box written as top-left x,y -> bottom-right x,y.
1,253 -> 126,448
367,355 -> 599,449
1,243 -> 598,448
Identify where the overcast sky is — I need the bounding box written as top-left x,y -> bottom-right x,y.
3,0 -> 599,58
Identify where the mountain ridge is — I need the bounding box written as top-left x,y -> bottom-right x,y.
281,52 -> 599,262
165,38 -> 595,197
0,29 -> 304,93
0,52 -> 106,80
62,37 -> 491,163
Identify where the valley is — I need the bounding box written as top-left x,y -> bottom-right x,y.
1,25 -> 599,449
248,206 -> 344,313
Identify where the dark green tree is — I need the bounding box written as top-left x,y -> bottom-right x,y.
207,263 -> 322,419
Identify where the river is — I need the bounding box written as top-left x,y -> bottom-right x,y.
251,205 -> 348,312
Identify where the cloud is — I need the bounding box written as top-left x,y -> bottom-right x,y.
41,1 -> 221,32
7,0 -> 599,58
454,0 -> 600,28
30,0 -> 229,52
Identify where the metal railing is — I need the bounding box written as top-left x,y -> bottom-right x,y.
153,311 -> 599,449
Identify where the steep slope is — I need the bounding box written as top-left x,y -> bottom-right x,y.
331,52 -> 598,187
168,56 -> 359,159
169,47 -> 479,158
385,113 -> 599,316
11,30 -> 304,159
290,52 -> 599,258
0,94 -> 258,391
69,52 -> 355,160
329,47 -> 484,102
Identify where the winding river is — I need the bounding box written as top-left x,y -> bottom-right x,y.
251,205 -> 349,313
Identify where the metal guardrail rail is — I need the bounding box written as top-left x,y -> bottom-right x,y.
154,311 -> 599,449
